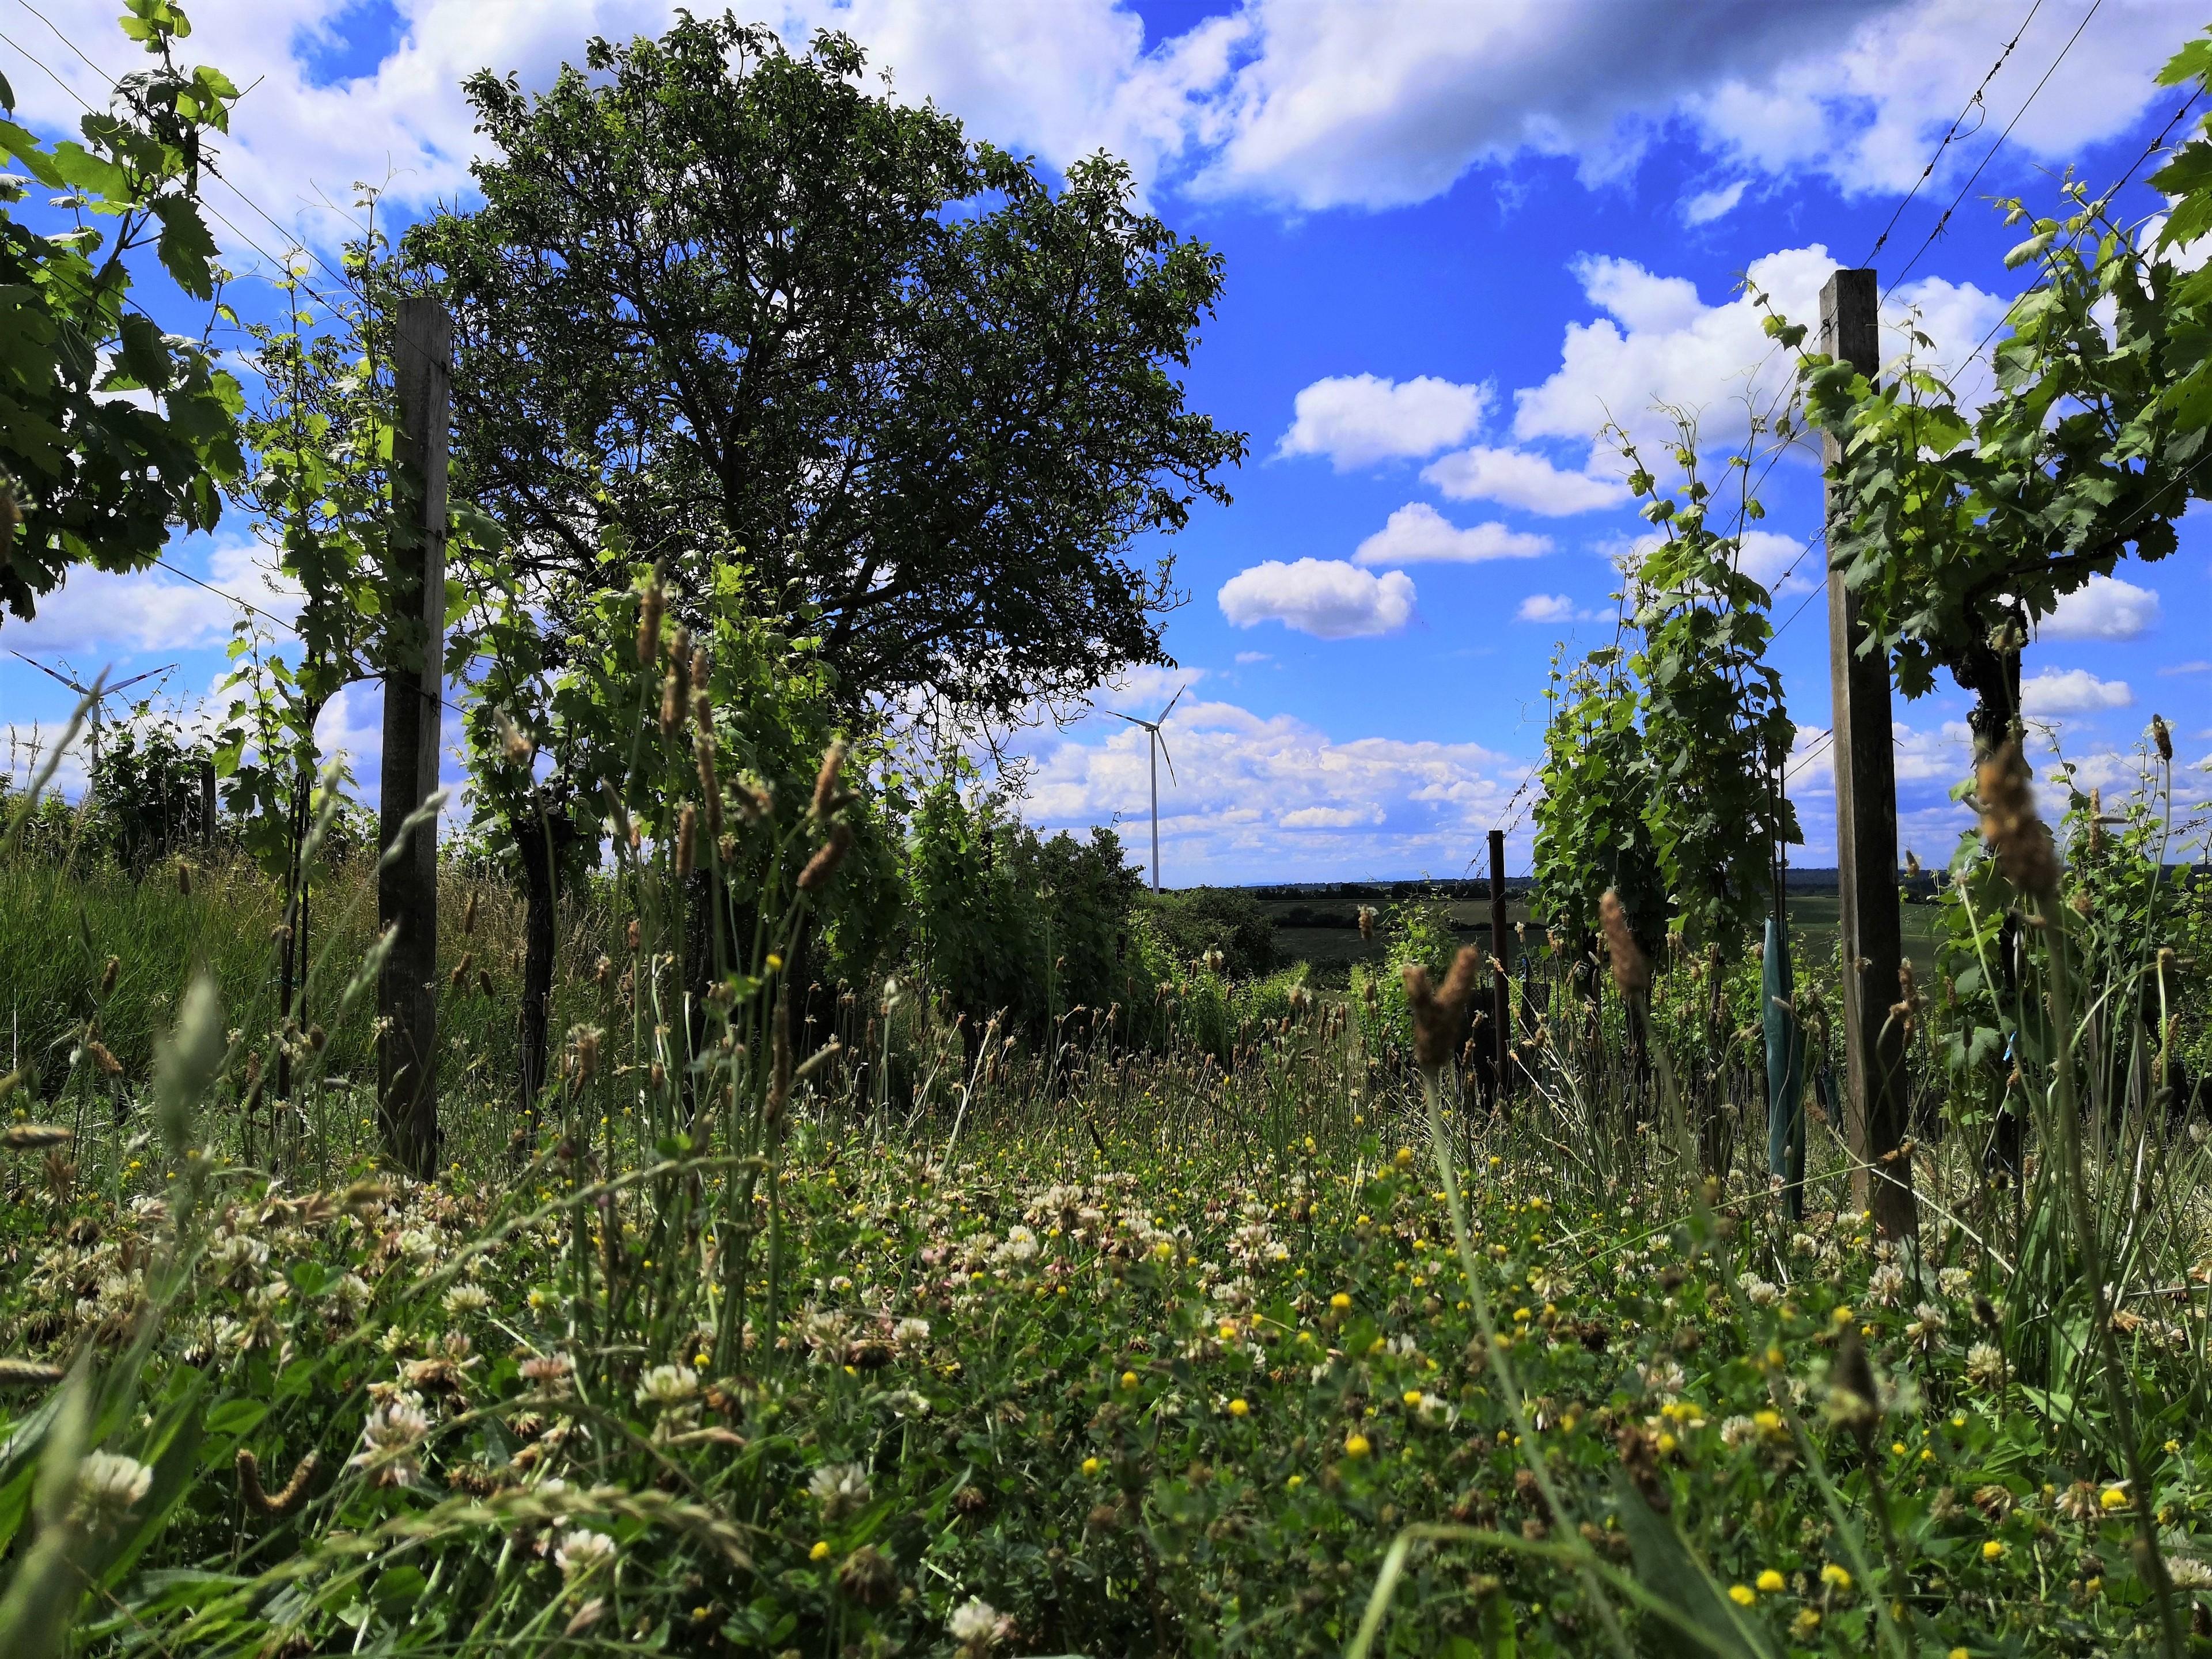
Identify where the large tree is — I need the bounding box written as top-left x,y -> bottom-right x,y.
405,14 -> 1244,724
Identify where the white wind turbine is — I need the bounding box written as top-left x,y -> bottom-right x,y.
1104,683 -> 1187,893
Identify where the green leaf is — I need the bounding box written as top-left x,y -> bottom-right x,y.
151,197 -> 220,301
203,1399 -> 267,1438
44,141 -> 127,201
114,311 -> 174,394
0,120 -> 65,186
1613,1477 -> 1778,1659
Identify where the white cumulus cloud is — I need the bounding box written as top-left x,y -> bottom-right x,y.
1515,593 -> 1605,624
1680,179 -> 1747,225
2040,574 -> 2161,642
2,542 -> 298,657
1016,690 -> 1523,880
1512,247 -> 2006,471
1275,374 -> 1490,469
1353,503 -> 1550,566
3,0 -> 2184,262
1218,558 -> 1415,638
2021,668 -> 2134,717
1734,529 -> 1819,597
1419,445 -> 1628,515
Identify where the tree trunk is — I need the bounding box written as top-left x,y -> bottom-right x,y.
516,802 -> 578,1137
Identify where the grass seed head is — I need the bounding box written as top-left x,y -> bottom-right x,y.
1976,741 -> 2057,898
1,1124 -> 71,1152
811,738 -> 851,820
1599,889 -> 1647,994
2153,713 -> 2173,763
636,570 -> 665,666
676,804 -> 698,878
696,736 -> 722,837
1402,945 -> 1481,1077
799,823 -> 854,891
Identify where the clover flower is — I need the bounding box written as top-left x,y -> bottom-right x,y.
1965,1342 -> 2008,1389
71,1451 -> 153,1533
808,1461 -> 872,1520
441,1283 -> 490,1318
634,1363 -> 698,1410
553,1528 -> 618,1580
350,1397 -> 431,1487
949,1596 -> 1009,1652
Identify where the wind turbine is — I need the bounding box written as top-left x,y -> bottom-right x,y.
1104,683 -> 1187,892
8,653 -> 174,790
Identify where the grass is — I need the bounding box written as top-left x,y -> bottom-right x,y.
0,819 -> 2207,1656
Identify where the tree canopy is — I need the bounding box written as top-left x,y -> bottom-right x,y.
404,15 -> 1245,723
0,0 -> 243,622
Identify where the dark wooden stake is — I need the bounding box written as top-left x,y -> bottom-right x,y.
1820,268 -> 1914,1240
377,297 -> 452,1180
1488,828 -> 1511,1099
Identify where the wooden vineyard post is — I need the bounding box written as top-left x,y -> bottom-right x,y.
1820,269 -> 1915,1240
377,297 -> 453,1180
1488,829 -> 1511,1100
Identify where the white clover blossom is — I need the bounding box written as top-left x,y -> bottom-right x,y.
553,1528 -> 618,1580
1965,1341 -> 2008,1389
992,1226 -> 1039,1266
71,1452 -> 152,1532
328,1272 -> 373,1313
635,1363 -> 699,1410
1740,1276 -> 1781,1308
1866,1263 -> 1907,1306
350,1397 -> 431,1486
1937,1267 -> 1974,1301
1639,1358 -> 1687,1397
892,1317 -> 931,1346
808,1461 -> 872,1519
949,1596 -> 1007,1649
442,1283 -> 491,1317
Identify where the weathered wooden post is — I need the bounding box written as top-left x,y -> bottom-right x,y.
377,297 -> 452,1180
1820,269 -> 1914,1240
1488,828 -> 1511,1099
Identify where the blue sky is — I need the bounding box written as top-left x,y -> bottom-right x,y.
4,0 -> 2207,882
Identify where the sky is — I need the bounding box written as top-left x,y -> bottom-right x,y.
2,0 -> 2208,884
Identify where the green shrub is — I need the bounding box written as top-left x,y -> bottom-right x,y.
1138,885 -> 1276,980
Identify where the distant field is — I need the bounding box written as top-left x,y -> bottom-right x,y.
1262,888 -> 1941,982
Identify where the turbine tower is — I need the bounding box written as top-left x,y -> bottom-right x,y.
1105,683 -> 1187,892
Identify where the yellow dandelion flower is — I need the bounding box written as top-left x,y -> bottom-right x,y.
1344,1432 -> 1371,1459
810,1541 -> 831,1561
1820,1564 -> 1851,1591
1728,1585 -> 1755,1607
1228,1398 -> 1249,1418
1756,1570 -> 1785,1593
1982,1539 -> 2005,1560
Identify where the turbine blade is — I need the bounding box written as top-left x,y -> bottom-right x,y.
1102,710 -> 1145,726
1158,683 -> 1188,722
1156,731 -> 1177,787
109,665 -> 175,695
8,652 -> 83,694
